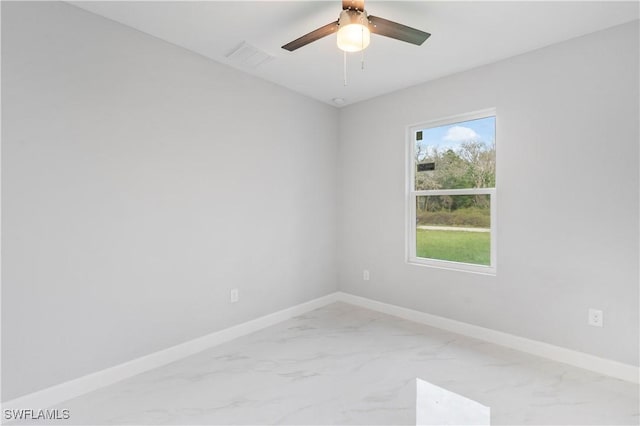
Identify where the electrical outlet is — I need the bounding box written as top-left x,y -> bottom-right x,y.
230,288 -> 239,303
363,269 -> 370,281
588,308 -> 603,327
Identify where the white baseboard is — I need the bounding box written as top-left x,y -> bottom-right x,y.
1,293 -> 339,411
4,290 -> 637,413
335,292 -> 639,384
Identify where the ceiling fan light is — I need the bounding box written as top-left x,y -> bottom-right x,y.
337,10 -> 370,52
337,24 -> 371,52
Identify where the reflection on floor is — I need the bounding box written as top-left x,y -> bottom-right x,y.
18,303 -> 639,425
416,378 -> 490,425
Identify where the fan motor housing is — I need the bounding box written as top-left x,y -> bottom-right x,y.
338,9 -> 369,28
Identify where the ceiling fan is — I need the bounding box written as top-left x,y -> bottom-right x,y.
282,0 -> 431,53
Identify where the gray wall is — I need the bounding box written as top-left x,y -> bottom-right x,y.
338,21 -> 639,366
1,1 -> 338,400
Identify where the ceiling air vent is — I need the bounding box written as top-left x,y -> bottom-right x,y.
225,41 -> 274,69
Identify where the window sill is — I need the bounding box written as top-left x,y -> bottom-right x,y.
408,257 -> 496,276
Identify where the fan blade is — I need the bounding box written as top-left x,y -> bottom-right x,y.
343,0 -> 365,12
368,15 -> 431,46
282,21 -> 339,51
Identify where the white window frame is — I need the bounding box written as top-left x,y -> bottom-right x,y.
406,109 -> 497,275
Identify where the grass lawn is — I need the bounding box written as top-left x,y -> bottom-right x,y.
416,229 -> 490,265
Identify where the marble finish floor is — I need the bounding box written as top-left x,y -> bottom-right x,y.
19,303 -> 640,425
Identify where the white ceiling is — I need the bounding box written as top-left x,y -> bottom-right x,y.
70,1 -> 639,107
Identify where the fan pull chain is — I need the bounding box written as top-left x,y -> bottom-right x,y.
343,50 -> 348,86
361,25 -> 365,70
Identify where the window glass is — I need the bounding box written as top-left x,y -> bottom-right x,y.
416,195 -> 491,266
415,116 -> 495,190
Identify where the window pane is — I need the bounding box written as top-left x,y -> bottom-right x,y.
415,195 -> 491,266
415,116 -> 495,190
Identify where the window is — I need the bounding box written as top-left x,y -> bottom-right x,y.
407,110 -> 496,274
